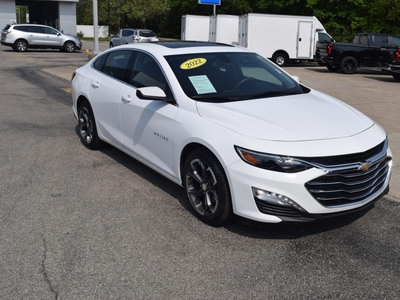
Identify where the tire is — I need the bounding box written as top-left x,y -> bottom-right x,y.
392,73 -> 400,81
183,149 -> 233,226
14,39 -> 28,52
63,41 -> 76,53
272,53 -> 288,66
340,56 -> 358,74
326,64 -> 339,72
78,100 -> 103,150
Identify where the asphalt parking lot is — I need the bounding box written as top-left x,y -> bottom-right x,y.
1,40 -> 399,299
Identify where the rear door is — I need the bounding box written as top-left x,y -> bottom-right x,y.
89,49 -> 135,147
297,21 -> 313,59
25,26 -> 45,45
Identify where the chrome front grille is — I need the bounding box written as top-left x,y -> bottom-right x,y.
305,158 -> 391,207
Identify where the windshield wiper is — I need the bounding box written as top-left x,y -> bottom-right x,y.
240,90 -> 301,100
191,95 -> 240,102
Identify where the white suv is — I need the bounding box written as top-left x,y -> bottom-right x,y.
1,24 -> 82,52
109,28 -> 158,48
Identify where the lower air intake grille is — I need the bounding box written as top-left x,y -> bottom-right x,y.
305,158 -> 391,207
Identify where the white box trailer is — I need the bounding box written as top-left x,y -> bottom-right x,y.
209,14 -> 239,45
181,15 -> 210,41
238,13 -> 333,66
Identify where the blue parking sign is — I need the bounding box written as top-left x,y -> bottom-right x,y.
198,0 -> 221,4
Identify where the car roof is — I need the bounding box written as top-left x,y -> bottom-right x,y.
113,41 -> 248,56
11,23 -> 51,27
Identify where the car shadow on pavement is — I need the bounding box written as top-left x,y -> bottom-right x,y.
74,126 -> 373,239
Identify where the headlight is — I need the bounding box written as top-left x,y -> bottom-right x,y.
235,146 -> 313,173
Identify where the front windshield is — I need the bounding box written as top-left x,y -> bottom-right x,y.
165,52 -> 308,102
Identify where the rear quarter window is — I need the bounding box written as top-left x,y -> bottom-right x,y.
14,26 -> 31,32
2,25 -> 11,31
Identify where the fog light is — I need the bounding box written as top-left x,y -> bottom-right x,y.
252,187 -> 306,212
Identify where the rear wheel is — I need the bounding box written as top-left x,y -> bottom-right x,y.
183,149 -> 233,226
392,73 -> 400,81
63,41 -> 76,53
14,39 -> 28,52
78,100 -> 103,150
326,64 -> 339,72
340,56 -> 358,74
272,52 -> 288,66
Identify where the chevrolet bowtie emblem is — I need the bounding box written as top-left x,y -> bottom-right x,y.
359,162 -> 372,171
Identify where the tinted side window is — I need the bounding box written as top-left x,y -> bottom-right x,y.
3,25 -> 11,31
122,30 -> 134,37
30,26 -> 45,33
103,50 -> 133,82
130,52 -> 169,93
372,35 -> 388,47
14,25 -> 30,32
318,32 -> 331,43
392,36 -> 400,47
44,27 -> 58,35
93,53 -> 108,71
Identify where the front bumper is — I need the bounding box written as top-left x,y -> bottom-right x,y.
226,144 -> 393,223
382,63 -> 400,74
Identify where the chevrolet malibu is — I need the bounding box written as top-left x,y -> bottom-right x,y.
71,41 -> 393,225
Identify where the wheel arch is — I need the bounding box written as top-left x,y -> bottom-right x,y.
339,52 -> 360,66
271,50 -> 289,62
179,142 -> 228,185
76,95 -> 90,112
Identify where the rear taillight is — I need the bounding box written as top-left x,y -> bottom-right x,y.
395,47 -> 400,62
327,42 -> 333,55
71,71 -> 76,81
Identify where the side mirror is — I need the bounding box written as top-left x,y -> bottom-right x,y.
136,86 -> 166,100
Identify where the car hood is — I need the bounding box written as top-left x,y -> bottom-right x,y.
196,91 -> 374,142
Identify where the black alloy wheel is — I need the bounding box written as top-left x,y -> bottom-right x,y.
340,56 -> 358,74
78,101 -> 103,150
183,149 -> 233,226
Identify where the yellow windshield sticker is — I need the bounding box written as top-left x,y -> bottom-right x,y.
180,58 -> 207,70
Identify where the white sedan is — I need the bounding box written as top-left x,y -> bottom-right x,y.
71,41 -> 393,225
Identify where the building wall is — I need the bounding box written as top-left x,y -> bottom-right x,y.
0,0 -> 78,34
77,25 -> 109,38
0,0 -> 17,26
59,2 -> 77,35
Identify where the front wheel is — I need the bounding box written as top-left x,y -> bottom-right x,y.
340,56 -> 358,74
63,41 -> 76,53
392,73 -> 400,81
183,149 -> 233,226
78,100 -> 103,150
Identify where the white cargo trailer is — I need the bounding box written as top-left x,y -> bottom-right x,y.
209,14 -> 239,45
181,15 -> 210,41
238,13 -> 333,65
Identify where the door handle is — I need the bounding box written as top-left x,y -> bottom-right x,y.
122,94 -> 131,103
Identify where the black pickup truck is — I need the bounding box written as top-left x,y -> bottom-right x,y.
317,33 -> 400,80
